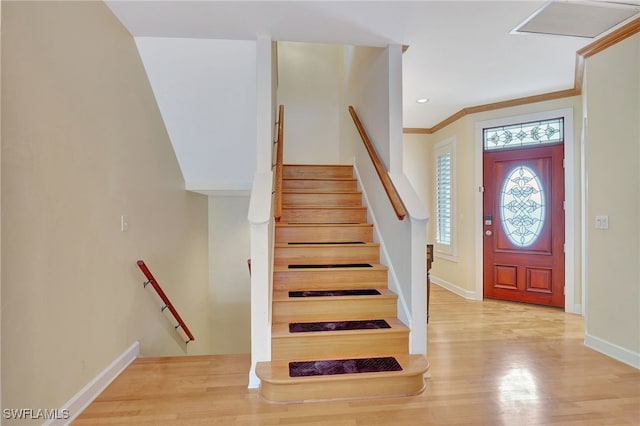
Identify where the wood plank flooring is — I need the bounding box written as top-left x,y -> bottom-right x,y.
74,285 -> 640,425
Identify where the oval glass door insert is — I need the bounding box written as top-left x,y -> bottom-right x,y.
500,165 -> 545,247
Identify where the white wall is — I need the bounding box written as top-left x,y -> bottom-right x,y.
583,33 -> 639,367
277,42 -> 342,164
135,37 -> 257,192
342,45 -> 391,169
343,44 -> 427,354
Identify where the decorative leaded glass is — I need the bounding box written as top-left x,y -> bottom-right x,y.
500,166 -> 545,247
484,118 -> 563,150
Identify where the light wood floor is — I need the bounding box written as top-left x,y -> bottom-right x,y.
74,286 -> 640,425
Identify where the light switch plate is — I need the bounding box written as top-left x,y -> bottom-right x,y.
595,215 -> 609,229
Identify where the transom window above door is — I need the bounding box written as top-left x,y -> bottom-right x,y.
483,118 -> 564,150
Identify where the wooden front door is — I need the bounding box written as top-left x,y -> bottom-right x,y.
483,144 -> 564,307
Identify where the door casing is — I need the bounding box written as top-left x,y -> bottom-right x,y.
473,108 -> 580,314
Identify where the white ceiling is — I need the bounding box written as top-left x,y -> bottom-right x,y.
106,0 -> 639,129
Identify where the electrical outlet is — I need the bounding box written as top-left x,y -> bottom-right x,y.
595,215 -> 609,229
121,215 -> 129,232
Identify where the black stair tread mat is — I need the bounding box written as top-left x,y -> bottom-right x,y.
288,289 -> 380,297
289,356 -> 402,377
287,242 -> 365,245
277,223 -> 371,227
288,263 -> 372,269
289,319 -> 390,333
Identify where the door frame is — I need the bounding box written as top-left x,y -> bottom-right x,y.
474,108 -> 581,314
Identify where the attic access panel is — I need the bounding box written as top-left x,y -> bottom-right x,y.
513,1 -> 639,38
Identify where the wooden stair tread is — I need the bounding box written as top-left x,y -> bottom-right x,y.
284,163 -> 354,167
282,190 -> 361,194
283,177 -> 357,182
273,263 -> 387,273
275,223 -> 374,244
256,354 -> 428,384
273,267 -> 389,290
275,242 -> 379,248
283,164 -> 354,179
272,317 -> 407,337
276,223 -> 372,228
282,206 -> 366,210
282,177 -> 358,193
273,287 -> 395,302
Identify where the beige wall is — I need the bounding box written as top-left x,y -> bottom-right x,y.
277,42 -> 342,164
405,97 -> 583,306
584,33 -> 640,359
209,196 -> 251,354
1,1 -> 210,420
0,0 -> 3,410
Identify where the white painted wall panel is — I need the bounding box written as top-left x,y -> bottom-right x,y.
135,37 -> 257,191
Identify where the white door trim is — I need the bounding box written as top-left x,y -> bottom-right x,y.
474,108 -> 580,314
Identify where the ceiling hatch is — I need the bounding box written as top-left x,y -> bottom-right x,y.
513,1 -> 640,38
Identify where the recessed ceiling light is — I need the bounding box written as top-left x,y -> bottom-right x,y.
416,98 -> 429,104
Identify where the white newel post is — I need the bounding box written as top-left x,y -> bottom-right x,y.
247,172 -> 273,388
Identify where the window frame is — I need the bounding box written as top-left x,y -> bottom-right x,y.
434,136 -> 458,262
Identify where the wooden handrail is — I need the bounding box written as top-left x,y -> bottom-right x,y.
274,105 -> 285,222
136,260 -> 195,343
348,106 -> 407,220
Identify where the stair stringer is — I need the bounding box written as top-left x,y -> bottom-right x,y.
352,160 -> 427,355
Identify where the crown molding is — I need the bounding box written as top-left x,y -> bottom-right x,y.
404,16 -> 640,135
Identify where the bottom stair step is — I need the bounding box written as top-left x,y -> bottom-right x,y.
289,356 -> 402,377
256,354 -> 428,403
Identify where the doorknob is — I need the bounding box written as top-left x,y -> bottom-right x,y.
485,230 -> 492,236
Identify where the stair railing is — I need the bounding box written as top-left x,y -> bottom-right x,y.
348,106 -> 407,220
273,105 -> 285,222
136,260 -> 195,344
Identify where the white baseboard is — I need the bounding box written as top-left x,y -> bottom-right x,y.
584,333 -> 640,369
565,303 -> 583,315
44,341 -> 140,426
432,276 -> 582,316
248,369 -> 260,389
431,276 -> 480,300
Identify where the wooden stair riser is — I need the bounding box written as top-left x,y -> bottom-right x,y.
274,244 -> 379,266
259,373 -> 425,403
272,295 -> 397,323
271,330 -> 408,361
282,192 -> 362,207
281,207 -> 367,224
275,224 -> 374,244
273,266 -> 388,291
284,165 -> 353,179
283,178 -> 357,192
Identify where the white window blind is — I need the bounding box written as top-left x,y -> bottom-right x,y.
434,137 -> 457,260
436,152 -> 452,245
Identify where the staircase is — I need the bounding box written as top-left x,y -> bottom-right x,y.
256,164 -> 428,402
